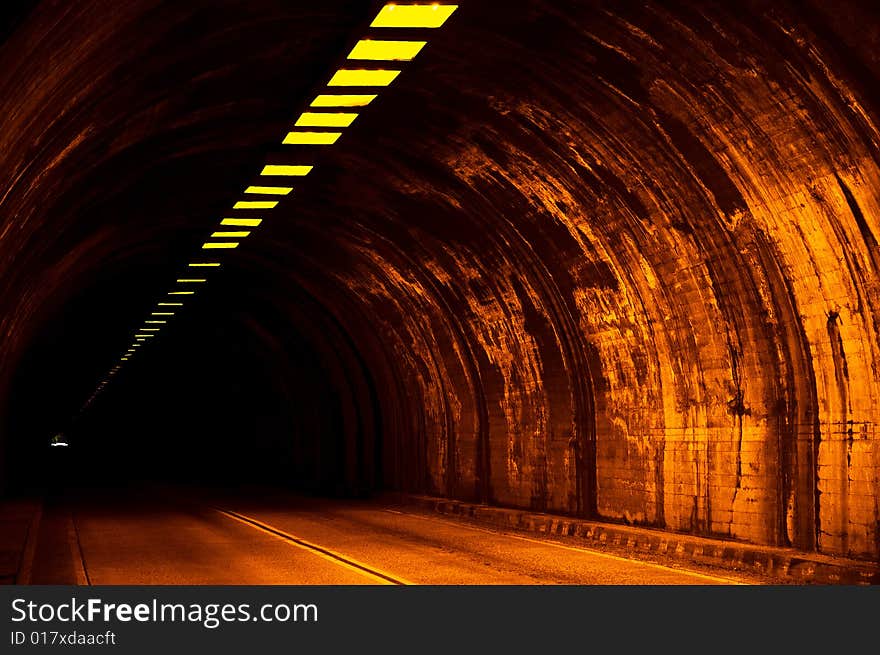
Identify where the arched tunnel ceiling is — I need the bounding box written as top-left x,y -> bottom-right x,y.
1,1 -> 879,560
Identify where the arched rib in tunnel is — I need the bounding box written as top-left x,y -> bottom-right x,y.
0,0 -> 878,572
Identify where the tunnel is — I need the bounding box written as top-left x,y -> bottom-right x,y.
0,0 -> 879,581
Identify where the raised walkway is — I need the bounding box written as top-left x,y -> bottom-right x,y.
398,494 -> 879,585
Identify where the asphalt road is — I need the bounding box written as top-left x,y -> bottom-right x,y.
28,488 -> 759,585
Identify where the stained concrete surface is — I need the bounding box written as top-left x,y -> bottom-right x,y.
1,1 -> 879,565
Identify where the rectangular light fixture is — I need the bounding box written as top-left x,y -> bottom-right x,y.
295,112 -> 357,127
233,200 -> 277,209
136,338 -> 146,341
151,312 -> 174,316
141,328 -> 161,332
347,39 -> 426,61
145,320 -> 167,324
371,4 -> 457,28
221,218 -> 261,227
244,185 -> 292,195
260,165 -> 312,176
311,94 -> 376,107
121,357 -> 129,361
327,69 -> 399,86
189,262 -> 221,267
176,278 -> 206,283
135,334 -> 155,338
202,242 -> 239,249
168,291 -> 195,295
158,302 -> 183,306
283,131 -> 341,145
211,231 -> 249,238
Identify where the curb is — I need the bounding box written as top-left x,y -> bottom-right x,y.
399,495 -> 879,585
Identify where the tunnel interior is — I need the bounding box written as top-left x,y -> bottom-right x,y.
1,0 -> 879,562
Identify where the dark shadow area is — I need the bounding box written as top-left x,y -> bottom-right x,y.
6,268 -> 385,497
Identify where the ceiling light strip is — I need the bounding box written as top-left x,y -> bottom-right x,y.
310,94 -> 376,107
295,112 -> 358,127
347,40 -> 426,61
283,131 -> 341,145
370,4 -> 458,28
221,218 -> 261,227
87,1 -> 460,406
327,69 -> 399,87
260,165 -> 313,176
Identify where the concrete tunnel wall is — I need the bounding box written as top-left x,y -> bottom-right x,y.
0,0 -> 878,560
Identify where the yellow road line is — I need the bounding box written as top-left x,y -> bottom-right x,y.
215,508 -> 411,585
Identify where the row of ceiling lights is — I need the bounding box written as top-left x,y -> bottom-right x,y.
82,3 -> 458,410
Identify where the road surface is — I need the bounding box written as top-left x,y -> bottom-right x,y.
27,487 -> 761,585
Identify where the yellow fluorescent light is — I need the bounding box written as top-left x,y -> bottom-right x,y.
283,131 -> 341,145
141,328 -> 161,331
371,4 -> 457,28
211,231 -> 249,238
260,165 -> 312,176
233,200 -> 277,209
202,242 -> 239,249
158,302 -> 183,306
189,262 -> 221,267
295,112 -> 357,127
151,312 -> 174,315
221,218 -> 261,227
244,185 -> 292,195
348,39 -> 426,61
176,278 -> 206,283
135,338 -> 146,341
168,291 -> 194,295
327,69 -> 399,86
146,320 -> 166,324
311,94 -> 376,107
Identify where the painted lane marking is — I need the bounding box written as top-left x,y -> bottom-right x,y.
215,508 -> 411,585
380,509 -> 745,585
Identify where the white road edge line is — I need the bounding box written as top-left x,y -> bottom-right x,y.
382,509 -> 745,585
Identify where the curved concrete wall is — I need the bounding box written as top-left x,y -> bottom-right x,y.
0,1 -> 877,559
